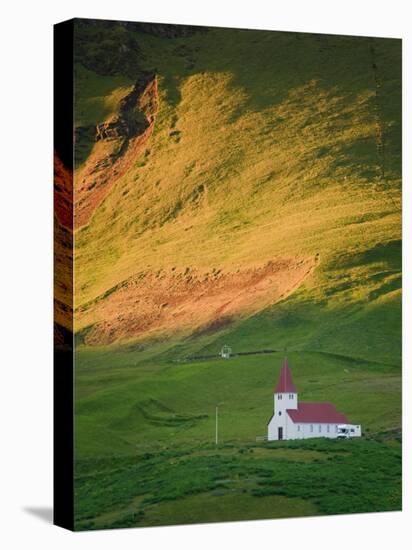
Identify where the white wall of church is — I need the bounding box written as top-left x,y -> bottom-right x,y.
274,392 -> 298,412
289,422 -> 340,439
268,417 -> 342,440
268,392 -> 298,440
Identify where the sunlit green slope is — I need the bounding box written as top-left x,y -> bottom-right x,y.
74,26 -> 401,360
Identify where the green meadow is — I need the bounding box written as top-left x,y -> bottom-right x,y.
72,22 -> 402,529
74,341 -> 401,529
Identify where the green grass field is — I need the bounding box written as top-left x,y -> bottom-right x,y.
75,348 -> 400,455
74,343 -> 401,529
74,434 -> 401,530
72,22 -> 402,529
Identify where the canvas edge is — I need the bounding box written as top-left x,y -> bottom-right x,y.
53,18 -> 75,532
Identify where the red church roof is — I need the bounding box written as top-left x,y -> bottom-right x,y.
287,402 -> 348,424
274,358 -> 297,393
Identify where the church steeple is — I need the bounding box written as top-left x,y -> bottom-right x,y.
274,357 -> 297,394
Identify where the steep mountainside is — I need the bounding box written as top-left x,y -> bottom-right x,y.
72,23 -> 401,362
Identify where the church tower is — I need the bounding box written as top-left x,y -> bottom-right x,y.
268,357 -> 298,440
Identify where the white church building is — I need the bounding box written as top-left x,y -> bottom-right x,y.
268,358 -> 361,441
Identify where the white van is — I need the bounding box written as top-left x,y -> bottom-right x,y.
337,424 -> 362,438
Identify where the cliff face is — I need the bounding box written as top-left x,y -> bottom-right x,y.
74,73 -> 158,228
95,72 -> 157,141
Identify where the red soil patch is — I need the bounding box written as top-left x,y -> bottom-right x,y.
77,256 -> 318,345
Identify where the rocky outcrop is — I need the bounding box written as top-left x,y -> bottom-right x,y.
74,72 -> 158,228
95,72 -> 156,141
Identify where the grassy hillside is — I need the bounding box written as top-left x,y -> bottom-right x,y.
73,26 -> 401,352
71,22 -> 402,530
75,437 -> 401,530
75,349 -> 400,456
74,344 -> 401,529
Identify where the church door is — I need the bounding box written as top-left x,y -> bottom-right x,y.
278,427 -> 283,440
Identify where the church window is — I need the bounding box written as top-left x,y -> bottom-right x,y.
297,425 -> 301,432
278,394 -> 282,400
278,411 -> 281,416
327,425 -> 330,433
289,394 -> 294,399
335,425 -> 338,432
318,425 -> 321,433
310,424 -> 313,432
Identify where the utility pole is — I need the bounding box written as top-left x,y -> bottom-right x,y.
215,402 -> 224,445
